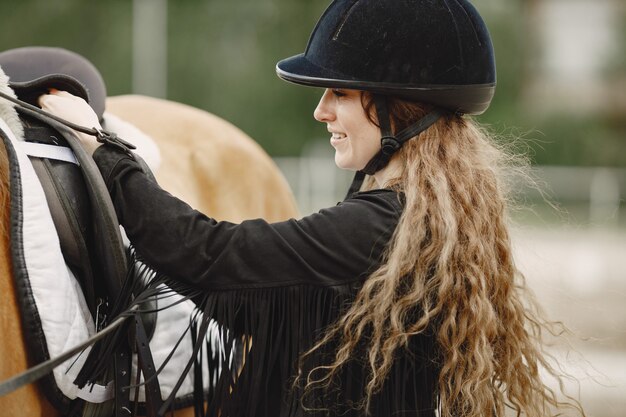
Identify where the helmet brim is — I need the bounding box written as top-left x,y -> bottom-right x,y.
276,54 -> 495,115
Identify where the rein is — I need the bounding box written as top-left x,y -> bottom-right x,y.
0,306 -> 135,397
0,91 -> 165,415
0,90 -> 136,155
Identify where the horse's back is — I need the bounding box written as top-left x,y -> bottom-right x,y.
106,95 -> 299,222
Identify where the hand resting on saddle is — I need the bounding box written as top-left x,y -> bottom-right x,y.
39,90 -> 103,156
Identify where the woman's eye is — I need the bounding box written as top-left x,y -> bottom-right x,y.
331,89 -> 346,97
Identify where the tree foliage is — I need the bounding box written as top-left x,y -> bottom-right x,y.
0,0 -> 624,164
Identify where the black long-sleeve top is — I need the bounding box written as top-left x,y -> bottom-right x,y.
93,146 -> 438,417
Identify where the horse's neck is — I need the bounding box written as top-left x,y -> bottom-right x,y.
0,142 -> 59,416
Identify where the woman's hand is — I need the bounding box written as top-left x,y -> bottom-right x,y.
38,90 -> 103,156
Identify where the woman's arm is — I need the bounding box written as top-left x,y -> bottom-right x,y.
39,90 -> 403,290
94,146 -> 402,291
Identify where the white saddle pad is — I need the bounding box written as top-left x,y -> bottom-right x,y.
1,113 -> 210,406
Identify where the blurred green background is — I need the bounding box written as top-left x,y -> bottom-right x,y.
1,0 -> 624,163
1,1 -> 625,415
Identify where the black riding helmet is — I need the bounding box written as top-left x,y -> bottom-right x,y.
276,0 -> 496,185
0,46 -> 107,121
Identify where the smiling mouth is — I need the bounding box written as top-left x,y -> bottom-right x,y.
330,133 -> 348,147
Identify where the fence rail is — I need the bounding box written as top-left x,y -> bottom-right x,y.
274,156 -> 626,227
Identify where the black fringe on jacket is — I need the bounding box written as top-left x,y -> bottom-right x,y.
176,282 -> 440,417
73,249 -> 439,417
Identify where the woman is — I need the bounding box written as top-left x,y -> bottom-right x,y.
40,1 -> 583,416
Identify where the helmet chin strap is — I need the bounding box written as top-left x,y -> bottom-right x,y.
345,95 -> 444,198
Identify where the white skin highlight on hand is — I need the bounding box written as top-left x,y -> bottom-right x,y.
38,90 -> 103,156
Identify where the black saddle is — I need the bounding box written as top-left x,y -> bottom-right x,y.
0,46 -> 107,120
0,50 -> 162,416
20,105 -> 116,317
0,47 -> 118,317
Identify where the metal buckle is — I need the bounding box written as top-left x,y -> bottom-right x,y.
94,127 -> 137,157
381,135 -> 401,156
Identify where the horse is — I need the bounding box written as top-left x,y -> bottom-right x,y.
0,94 -> 299,417
105,94 -> 298,222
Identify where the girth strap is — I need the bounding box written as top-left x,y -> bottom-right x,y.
114,346 -> 133,417
345,171 -> 366,199
134,314 -> 163,416
0,90 -> 163,413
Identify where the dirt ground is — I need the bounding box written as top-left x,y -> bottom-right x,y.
512,227 -> 626,417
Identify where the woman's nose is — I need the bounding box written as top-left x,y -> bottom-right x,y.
313,89 -> 335,122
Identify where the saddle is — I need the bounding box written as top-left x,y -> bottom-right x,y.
7,74 -> 162,416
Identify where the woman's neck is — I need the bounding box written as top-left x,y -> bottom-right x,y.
372,157 -> 403,188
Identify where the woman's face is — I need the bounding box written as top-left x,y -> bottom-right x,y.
314,88 -> 381,171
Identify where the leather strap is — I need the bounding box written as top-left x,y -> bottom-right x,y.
346,96 -> 444,197
0,88 -> 164,414
0,310 -> 133,397
0,90 -> 136,156
376,95 -> 394,140
28,157 -> 97,314
158,315 -> 212,417
362,98 -> 443,176
359,95 -> 397,175
114,347 -> 132,417
134,314 -> 163,416
394,110 -> 444,144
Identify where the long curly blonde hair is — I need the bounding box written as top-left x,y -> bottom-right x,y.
301,94 -> 584,417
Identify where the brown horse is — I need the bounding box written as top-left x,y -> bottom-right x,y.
106,95 -> 298,222
0,95 -> 298,416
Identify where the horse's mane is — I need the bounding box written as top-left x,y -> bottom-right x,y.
0,142 -> 8,239
0,65 -> 22,239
